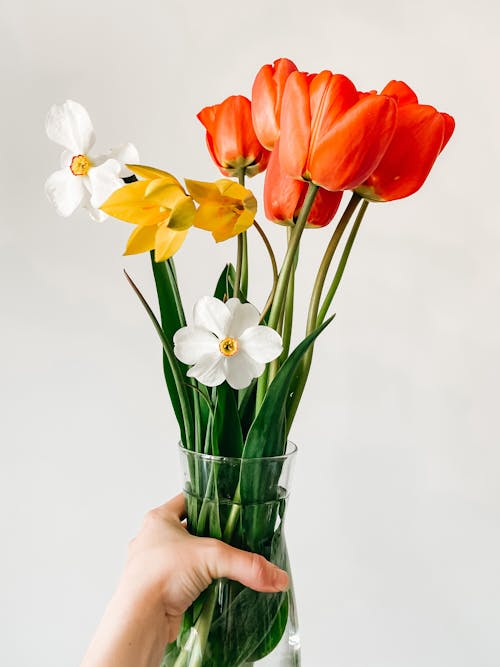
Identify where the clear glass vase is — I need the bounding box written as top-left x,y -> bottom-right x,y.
161,442 -> 300,667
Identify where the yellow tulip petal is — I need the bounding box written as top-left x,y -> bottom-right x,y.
124,224 -> 157,255
167,196 -> 196,231
215,180 -> 247,199
154,225 -> 189,262
217,181 -> 258,214
233,208 -> 256,235
184,178 -> 219,203
101,180 -> 167,226
193,202 -> 230,232
126,164 -> 181,185
212,221 -> 240,242
145,179 -> 187,209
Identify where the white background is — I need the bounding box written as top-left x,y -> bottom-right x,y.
1,0 -> 499,665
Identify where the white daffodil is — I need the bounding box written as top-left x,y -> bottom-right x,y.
173,296 -> 283,390
45,100 -> 139,222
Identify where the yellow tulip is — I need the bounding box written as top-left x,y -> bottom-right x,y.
100,165 -> 196,261
185,179 -> 257,242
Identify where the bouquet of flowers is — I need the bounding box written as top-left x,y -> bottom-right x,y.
46,58 -> 454,666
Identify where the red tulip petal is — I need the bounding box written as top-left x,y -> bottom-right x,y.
279,71 -> 313,179
309,95 -> 398,191
252,58 -> 298,150
362,104 -> 445,201
197,104 -> 223,170
197,104 -> 219,135
211,96 -> 252,167
381,80 -> 418,106
305,188 -> 343,227
252,64 -> 280,150
440,113 -> 455,151
308,72 -> 359,164
264,143 -> 303,222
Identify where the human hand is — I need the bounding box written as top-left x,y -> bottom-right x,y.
81,494 -> 289,667
122,493 -> 289,641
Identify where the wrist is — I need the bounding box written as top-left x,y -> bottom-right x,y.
81,577 -> 169,667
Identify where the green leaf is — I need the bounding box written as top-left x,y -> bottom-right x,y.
243,316 -> 334,461
150,254 -> 186,336
238,380 -> 257,439
211,382 -> 243,458
149,254 -> 192,446
214,263 -> 236,302
124,270 -> 194,449
246,593 -> 289,662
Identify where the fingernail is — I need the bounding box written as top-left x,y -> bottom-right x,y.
272,567 -> 289,590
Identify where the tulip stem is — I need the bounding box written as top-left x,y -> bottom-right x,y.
286,192 -> 361,428
255,182 -> 319,411
269,227 -> 296,379
234,169 -> 248,299
254,220 -> 278,323
241,232 -> 248,298
317,199 -> 369,326
279,227 -> 296,362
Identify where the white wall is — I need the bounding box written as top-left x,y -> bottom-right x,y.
1,0 -> 499,665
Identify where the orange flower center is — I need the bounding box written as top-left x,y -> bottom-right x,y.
70,154 -> 91,176
219,337 -> 238,357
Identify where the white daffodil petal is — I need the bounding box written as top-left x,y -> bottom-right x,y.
105,143 -> 140,177
45,168 -> 85,217
239,325 -> 283,363
187,353 -> 226,387
224,351 -> 264,389
173,327 -> 219,365
46,100 -> 96,154
60,150 -> 73,168
88,159 -> 124,209
193,296 -> 231,339
225,298 -> 260,338
85,205 -> 108,222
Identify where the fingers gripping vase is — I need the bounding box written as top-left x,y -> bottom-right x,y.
162,443 -> 300,667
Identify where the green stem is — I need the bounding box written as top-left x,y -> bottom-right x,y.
286,192 -> 361,428
317,199 -> 369,326
272,227 -> 296,378
172,583 -> 218,667
253,220 -> 278,323
222,484 -> 241,542
255,182 -> 319,412
240,231 -> 248,299
234,169 -> 248,299
193,392 -> 202,454
234,234 -> 243,299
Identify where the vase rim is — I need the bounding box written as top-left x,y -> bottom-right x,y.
178,440 -> 298,463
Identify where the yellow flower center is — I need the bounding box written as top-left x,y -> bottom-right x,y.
70,154 -> 91,176
219,337 -> 238,357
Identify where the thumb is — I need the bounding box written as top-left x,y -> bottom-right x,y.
202,539 -> 289,593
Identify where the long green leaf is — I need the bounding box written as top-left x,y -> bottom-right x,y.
238,379 -> 257,439
149,254 -> 191,444
150,253 -> 186,335
213,263 -> 236,302
211,382 -> 244,458
124,270 -> 193,448
150,254 -> 207,451
243,317 -> 334,460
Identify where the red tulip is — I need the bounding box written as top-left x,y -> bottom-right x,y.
197,95 -> 270,177
279,70 -> 398,192
264,140 -> 343,228
252,57 -> 298,150
355,80 -> 455,201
